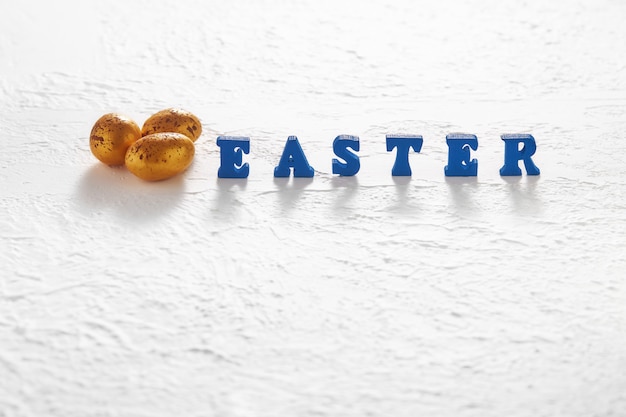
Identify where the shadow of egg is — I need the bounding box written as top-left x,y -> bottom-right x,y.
75,163 -> 186,223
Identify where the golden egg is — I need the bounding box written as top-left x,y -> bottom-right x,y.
90,113 -> 141,166
125,132 -> 195,181
141,108 -> 202,142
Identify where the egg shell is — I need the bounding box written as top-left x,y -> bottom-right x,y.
90,113 -> 141,165
125,132 -> 195,181
141,108 -> 202,142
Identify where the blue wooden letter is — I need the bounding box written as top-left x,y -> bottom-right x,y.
500,134 -> 540,176
445,133 -> 478,177
274,136 -> 315,177
386,134 -> 423,176
332,135 -> 360,176
217,136 -> 250,178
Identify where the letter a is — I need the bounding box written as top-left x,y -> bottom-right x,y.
274,136 -> 315,177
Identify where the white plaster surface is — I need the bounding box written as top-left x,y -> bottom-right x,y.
1,0 -> 626,416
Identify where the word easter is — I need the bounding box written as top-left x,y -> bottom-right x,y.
216,133 -> 540,178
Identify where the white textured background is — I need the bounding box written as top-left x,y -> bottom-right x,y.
1,0 -> 625,416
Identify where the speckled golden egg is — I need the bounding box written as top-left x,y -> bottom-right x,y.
125,132 -> 195,181
141,108 -> 202,142
90,113 -> 141,166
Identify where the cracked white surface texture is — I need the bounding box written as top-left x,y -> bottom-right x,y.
1,0 -> 625,416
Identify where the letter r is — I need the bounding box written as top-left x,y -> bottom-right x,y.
500,134 -> 540,176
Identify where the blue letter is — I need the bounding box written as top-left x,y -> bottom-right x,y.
386,134 -> 423,176
274,136 -> 315,177
332,135 -> 360,176
445,133 -> 478,177
217,136 -> 250,178
500,134 -> 540,176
